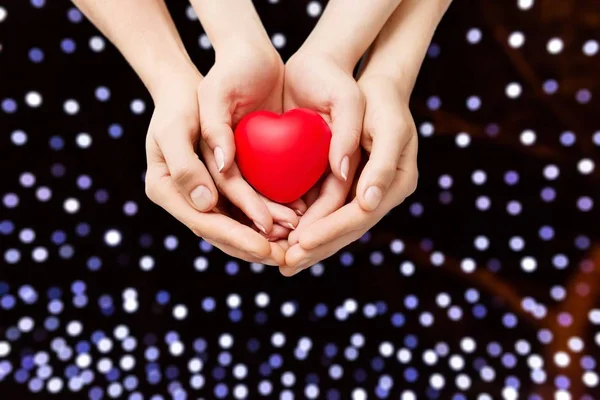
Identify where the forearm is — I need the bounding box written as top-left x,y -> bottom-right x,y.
72,0 -> 198,99
189,0 -> 272,52
360,0 -> 452,97
300,0 -> 401,71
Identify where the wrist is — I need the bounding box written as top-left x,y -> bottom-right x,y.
358,70 -> 413,100
297,41 -> 360,74
148,59 -> 203,104
216,38 -> 283,77
192,0 -> 273,55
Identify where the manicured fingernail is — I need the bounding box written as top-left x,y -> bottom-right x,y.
190,185 -> 212,211
286,222 -> 296,230
214,147 -> 225,172
364,186 -> 383,211
295,209 -> 304,216
340,156 -> 349,181
254,221 -> 268,234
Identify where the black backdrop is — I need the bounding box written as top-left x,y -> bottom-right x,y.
1,0 -> 599,399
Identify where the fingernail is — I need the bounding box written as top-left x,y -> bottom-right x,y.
214,147 -> 225,172
254,221 -> 268,234
286,222 -> 296,230
364,186 -> 383,211
340,155 -> 349,181
295,209 -> 304,216
190,185 -> 212,211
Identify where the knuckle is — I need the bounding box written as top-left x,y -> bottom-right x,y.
349,84 -> 365,105
360,134 -> 373,152
200,124 -> 221,143
170,163 -> 195,185
408,168 -> 419,195
323,191 -> 345,209
343,130 -> 361,151
377,160 -> 399,177
190,225 -> 207,239
213,176 -> 227,192
390,168 -> 418,207
144,180 -> 159,203
391,121 -> 410,136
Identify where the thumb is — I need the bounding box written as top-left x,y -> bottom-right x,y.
356,121 -> 410,212
329,85 -> 365,182
156,125 -> 219,213
197,86 -> 236,173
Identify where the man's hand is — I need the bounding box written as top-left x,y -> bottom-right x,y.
280,75 -> 419,275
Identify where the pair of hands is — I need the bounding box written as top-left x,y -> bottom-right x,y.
145,40 -> 418,275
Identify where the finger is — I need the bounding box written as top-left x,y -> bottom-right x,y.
204,239 -> 281,266
276,239 -> 290,253
200,141 -> 273,234
390,132 -> 419,207
197,83 -> 236,173
299,138 -> 419,250
145,164 -> 270,258
303,184 -> 321,208
286,198 -> 308,216
282,228 -> 366,275
357,123 -> 410,212
152,129 -> 218,213
329,83 -> 365,181
268,242 -> 287,266
259,194 -> 299,229
298,200 -> 373,250
264,224 -> 291,241
288,150 -> 360,245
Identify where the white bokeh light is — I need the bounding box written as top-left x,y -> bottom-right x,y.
520,129 -> 536,145
547,38 -> 564,54
25,91 -> 42,107
508,31 -> 525,48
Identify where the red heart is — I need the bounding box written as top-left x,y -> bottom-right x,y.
234,108 -> 332,203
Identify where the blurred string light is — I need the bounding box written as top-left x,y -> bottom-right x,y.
0,0 -> 598,398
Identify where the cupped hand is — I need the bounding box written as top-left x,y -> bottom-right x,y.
283,50 -> 365,249
197,41 -> 302,237
143,68 -> 286,265
280,75 -> 419,276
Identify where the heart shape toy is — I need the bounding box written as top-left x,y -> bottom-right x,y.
234,108 -> 332,203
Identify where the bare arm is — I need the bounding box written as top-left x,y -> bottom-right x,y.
360,0 -> 453,95
188,0 -> 273,52
300,0 -> 402,71
71,0 -> 199,99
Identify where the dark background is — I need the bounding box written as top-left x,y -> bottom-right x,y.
1,0 -> 599,398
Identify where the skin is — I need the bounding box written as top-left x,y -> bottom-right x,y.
282,0 -> 453,275
72,0 -> 451,272
72,0 -> 294,265
282,0 -> 405,249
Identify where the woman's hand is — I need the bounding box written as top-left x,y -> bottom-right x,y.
144,69 -> 286,266
279,0 -> 452,274
280,75 -> 419,275
283,50 -> 365,248
196,43 -> 302,237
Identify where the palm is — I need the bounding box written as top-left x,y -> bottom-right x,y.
203,47 -> 284,125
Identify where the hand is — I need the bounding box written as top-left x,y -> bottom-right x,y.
280,75 -> 419,276
143,68 -> 285,265
283,50 -> 365,250
197,41 -> 302,238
